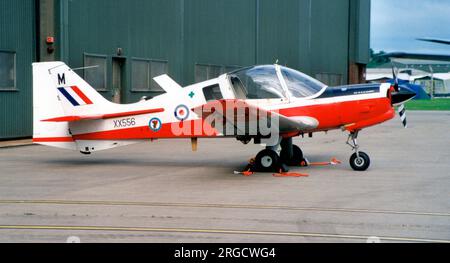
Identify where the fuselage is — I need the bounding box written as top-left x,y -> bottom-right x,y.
68,81 -> 394,141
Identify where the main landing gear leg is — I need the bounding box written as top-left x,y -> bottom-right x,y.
347,131 -> 371,171
280,137 -> 305,166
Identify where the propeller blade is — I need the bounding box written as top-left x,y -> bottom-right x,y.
395,68 -> 399,85
398,104 -> 407,128
392,66 -> 396,82
391,64 -> 400,91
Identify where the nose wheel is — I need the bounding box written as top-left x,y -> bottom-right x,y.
350,152 -> 370,171
347,131 -> 370,171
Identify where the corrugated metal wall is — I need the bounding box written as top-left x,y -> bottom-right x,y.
64,0 -> 183,102
0,0 -> 35,139
62,0 -> 369,100
257,0 -> 350,83
349,0 -> 371,64
309,0 -> 350,84
0,0 -> 370,139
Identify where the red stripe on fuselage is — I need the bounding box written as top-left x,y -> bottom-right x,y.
33,137 -> 74,142
71,86 -> 93,105
72,119 -> 218,140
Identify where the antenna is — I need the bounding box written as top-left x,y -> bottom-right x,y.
47,64 -> 65,74
70,65 -> 99,72
48,64 -> 99,74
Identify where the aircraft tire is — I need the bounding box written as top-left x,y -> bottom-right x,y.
280,145 -> 304,166
254,149 -> 280,172
350,152 -> 370,171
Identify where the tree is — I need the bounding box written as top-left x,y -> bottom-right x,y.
367,49 -> 391,68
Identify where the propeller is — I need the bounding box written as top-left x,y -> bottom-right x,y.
398,104 -> 407,128
390,65 -> 416,128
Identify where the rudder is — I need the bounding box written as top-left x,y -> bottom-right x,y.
33,62 -> 76,150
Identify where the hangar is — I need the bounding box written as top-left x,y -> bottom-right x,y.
0,0 -> 370,139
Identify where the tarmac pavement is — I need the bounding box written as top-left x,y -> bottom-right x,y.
0,111 -> 449,243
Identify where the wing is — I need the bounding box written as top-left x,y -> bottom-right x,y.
417,38 -> 450,46
192,99 -> 318,135
41,108 -> 164,122
378,52 -> 450,62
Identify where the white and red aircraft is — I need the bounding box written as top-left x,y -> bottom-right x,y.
33,62 -> 415,172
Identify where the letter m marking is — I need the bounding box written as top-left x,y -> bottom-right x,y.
58,73 -> 66,85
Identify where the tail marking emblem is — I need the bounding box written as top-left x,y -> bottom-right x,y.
57,86 -> 93,106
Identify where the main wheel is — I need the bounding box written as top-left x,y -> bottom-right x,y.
280,145 -> 304,166
254,149 -> 280,172
350,152 -> 370,171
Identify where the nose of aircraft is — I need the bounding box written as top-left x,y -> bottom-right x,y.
391,85 -> 416,106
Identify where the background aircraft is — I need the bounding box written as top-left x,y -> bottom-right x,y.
375,37 -> 450,61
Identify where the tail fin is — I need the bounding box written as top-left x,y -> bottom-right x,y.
32,62 -> 110,150
45,62 -> 111,115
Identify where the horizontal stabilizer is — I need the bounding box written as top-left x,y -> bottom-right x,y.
153,74 -> 183,93
42,108 -> 164,122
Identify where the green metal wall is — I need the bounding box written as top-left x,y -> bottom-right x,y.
0,0 -> 36,139
62,0 -> 184,102
183,0 -> 257,84
309,0 -> 350,83
60,0 -> 370,100
257,0 -> 303,68
257,0 -> 350,81
349,0 -> 371,64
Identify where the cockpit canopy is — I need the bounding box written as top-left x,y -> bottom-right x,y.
228,65 -> 326,99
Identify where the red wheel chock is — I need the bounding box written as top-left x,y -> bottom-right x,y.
273,170 -> 309,177
234,157 -> 342,177
234,170 -> 254,177
304,157 -> 342,167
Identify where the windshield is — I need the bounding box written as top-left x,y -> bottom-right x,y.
229,65 -> 325,99
230,66 -> 285,99
280,66 -> 326,98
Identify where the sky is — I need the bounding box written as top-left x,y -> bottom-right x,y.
371,0 -> 450,54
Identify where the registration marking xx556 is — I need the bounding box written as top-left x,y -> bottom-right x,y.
113,118 -> 136,128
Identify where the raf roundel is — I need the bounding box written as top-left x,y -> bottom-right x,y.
149,117 -> 162,132
174,104 -> 190,121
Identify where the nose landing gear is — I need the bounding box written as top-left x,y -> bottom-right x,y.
347,131 -> 371,171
